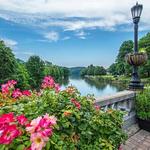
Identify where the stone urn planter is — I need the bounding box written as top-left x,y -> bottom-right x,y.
137,118 -> 150,132
126,52 -> 147,66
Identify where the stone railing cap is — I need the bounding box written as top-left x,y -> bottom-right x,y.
95,90 -> 136,106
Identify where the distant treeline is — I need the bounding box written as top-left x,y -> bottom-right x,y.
0,41 -> 69,89
80,65 -> 106,76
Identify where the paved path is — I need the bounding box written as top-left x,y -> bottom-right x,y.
123,130 -> 150,150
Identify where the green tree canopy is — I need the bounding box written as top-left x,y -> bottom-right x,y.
108,40 -> 133,76
26,56 -> 45,88
139,33 -> 150,77
80,65 -> 106,76
0,41 -> 17,83
15,63 -> 30,90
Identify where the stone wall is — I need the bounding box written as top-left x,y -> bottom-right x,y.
95,90 -> 136,129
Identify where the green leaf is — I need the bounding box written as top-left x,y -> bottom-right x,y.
16,145 -> 25,150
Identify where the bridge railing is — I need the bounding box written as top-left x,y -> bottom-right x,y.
95,90 -> 136,129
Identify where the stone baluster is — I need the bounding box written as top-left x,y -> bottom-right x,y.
95,90 -> 136,129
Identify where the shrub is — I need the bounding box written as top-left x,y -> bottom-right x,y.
0,76 -> 127,150
136,88 -> 150,120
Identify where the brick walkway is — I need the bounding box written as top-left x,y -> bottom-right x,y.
123,130 -> 150,150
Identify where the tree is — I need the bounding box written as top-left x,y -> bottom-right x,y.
26,56 -> 45,88
139,33 -> 150,77
108,40 -> 133,76
87,65 -> 94,75
15,63 -> 30,90
99,66 -> 107,75
116,40 -> 133,75
108,63 -> 118,75
0,41 -> 17,83
80,65 -> 106,76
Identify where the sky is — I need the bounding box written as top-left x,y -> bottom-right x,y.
0,0 -> 149,68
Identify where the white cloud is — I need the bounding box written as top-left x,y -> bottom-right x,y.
75,31 -> 88,39
44,31 -> 59,42
0,0 -> 149,31
1,38 -> 18,47
62,36 -> 70,40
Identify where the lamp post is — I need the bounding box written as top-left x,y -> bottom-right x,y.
127,2 -> 145,90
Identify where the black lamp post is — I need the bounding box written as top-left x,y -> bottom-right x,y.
128,2 -> 145,90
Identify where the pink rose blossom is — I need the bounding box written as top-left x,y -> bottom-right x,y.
55,83 -> 60,93
22,90 -> 31,96
1,84 -> 9,94
41,76 -> 55,89
17,114 -> 28,126
26,117 -> 42,134
12,88 -> 22,98
43,114 -> 57,126
30,132 -> 49,150
7,80 -> 17,86
0,125 -> 20,144
0,113 -> 14,124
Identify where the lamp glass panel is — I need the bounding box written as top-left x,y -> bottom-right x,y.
131,7 -> 135,18
135,6 -> 138,17
138,5 -> 142,17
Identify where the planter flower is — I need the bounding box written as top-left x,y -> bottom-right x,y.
126,52 -> 147,66
136,88 -> 150,132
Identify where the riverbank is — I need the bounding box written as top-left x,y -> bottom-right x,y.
84,75 -> 150,86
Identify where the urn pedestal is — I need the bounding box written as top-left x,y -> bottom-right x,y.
126,52 -> 147,90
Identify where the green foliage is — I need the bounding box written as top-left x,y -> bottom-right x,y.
136,88 -> 150,120
1,85 -> 127,149
109,33 -> 150,78
81,65 -> 106,76
14,63 -> 30,90
0,41 -> 17,83
44,62 -> 69,82
108,40 -> 133,76
139,33 -> 150,77
26,55 -> 45,88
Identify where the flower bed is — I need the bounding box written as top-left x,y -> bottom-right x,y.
0,76 -> 127,150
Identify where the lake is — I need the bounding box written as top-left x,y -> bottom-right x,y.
60,76 -> 126,97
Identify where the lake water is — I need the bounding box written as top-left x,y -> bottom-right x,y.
61,76 -> 126,97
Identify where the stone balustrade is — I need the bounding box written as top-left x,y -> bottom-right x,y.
95,90 -> 136,129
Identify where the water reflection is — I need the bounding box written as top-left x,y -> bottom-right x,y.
60,76 -> 126,97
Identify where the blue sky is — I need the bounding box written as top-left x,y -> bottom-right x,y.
0,0 -> 149,68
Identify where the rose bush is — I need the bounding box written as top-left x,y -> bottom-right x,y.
0,76 -> 127,150
0,112 -> 56,150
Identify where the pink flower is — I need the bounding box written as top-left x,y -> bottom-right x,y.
7,80 -> 17,86
0,113 -> 14,124
55,83 -> 60,93
12,88 -> 22,98
26,117 -> 42,134
43,114 -> 57,126
22,90 -> 31,96
1,80 -> 17,95
0,125 -> 21,144
30,132 -> 48,150
71,98 -> 81,109
95,105 -> 101,111
37,118 -> 53,137
41,76 -> 55,89
17,114 -> 28,126
1,84 -> 9,94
